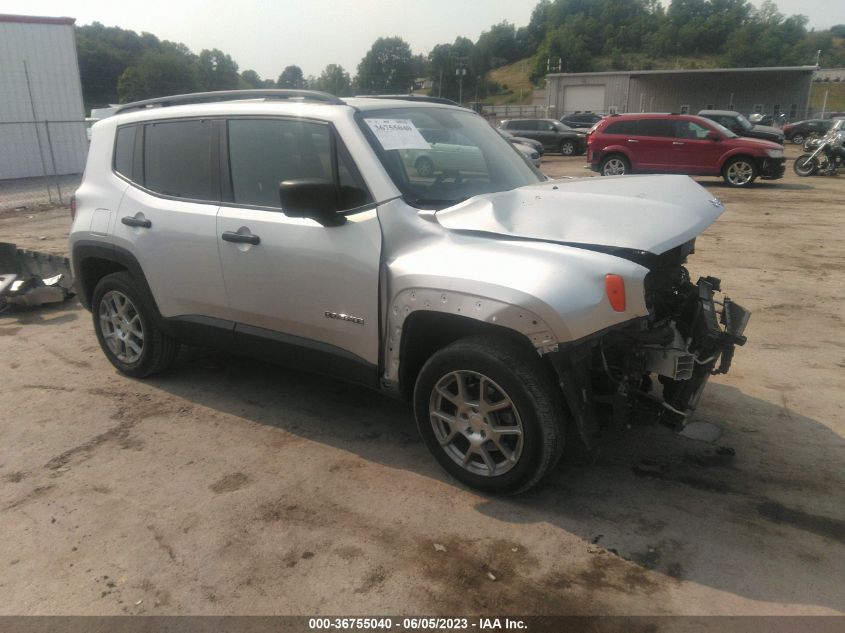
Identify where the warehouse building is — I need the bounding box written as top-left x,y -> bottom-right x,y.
546,66 -> 817,121
0,14 -> 87,180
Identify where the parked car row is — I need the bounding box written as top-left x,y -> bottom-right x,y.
498,118 -> 586,156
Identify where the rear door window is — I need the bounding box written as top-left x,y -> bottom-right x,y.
144,119 -> 217,200
604,120 -> 638,135
638,119 -> 673,137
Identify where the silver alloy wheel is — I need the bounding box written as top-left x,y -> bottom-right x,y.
791,134 -> 804,144
428,370 -> 524,477
725,160 -> 754,186
602,157 -> 627,176
98,290 -> 144,364
560,140 -> 575,155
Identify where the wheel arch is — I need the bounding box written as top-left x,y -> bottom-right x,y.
720,152 -> 758,174
71,241 -> 163,323
597,147 -> 634,168
384,288 -> 560,397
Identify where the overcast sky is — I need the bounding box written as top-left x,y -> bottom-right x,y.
2,0 -> 838,80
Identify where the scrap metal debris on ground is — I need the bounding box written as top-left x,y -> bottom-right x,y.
0,242 -> 74,311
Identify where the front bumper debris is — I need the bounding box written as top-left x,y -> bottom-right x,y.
0,243 -> 74,311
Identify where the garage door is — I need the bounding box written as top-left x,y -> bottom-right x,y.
563,85 -> 606,114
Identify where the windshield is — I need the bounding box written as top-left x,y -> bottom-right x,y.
706,119 -> 738,138
736,114 -> 753,131
358,107 -> 542,209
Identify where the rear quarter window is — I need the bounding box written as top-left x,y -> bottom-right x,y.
113,125 -> 135,179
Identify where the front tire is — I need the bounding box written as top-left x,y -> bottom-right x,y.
722,157 -> 757,187
793,154 -> 818,177
413,336 -> 566,494
92,272 -> 179,377
790,133 -> 805,145
559,139 -> 576,156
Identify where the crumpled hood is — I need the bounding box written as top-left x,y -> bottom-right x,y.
435,175 -> 724,255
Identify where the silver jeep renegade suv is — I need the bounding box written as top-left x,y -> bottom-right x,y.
70,90 -> 749,494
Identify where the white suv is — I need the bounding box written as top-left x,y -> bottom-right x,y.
70,90 -> 749,493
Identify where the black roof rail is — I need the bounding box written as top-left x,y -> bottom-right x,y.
115,89 -> 345,114
354,94 -> 461,106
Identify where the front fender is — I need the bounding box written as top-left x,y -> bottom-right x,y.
383,237 -> 650,384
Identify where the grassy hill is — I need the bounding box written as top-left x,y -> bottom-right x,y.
483,55 -> 725,105
485,59 -> 537,105
809,82 -> 845,113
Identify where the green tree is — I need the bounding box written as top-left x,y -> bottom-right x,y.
117,49 -> 200,102
312,64 -> 352,96
197,48 -> 240,91
356,37 -> 415,94
240,69 -> 264,89
277,65 -> 306,88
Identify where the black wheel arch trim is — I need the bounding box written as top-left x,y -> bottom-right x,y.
72,241 -> 165,327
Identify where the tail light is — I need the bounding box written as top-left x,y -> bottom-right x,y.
70,194 -> 77,221
605,274 -> 626,312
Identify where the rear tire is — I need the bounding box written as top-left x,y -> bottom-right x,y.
92,272 -> 179,377
600,154 -> 630,176
793,154 -> 818,177
413,336 -> 566,494
790,133 -> 805,145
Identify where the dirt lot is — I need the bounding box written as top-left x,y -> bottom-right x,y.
1,146 -> 843,616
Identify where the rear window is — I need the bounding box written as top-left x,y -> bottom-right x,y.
144,120 -> 216,200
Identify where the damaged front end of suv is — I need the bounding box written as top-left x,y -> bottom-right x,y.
548,238 -> 750,451
430,174 -> 750,453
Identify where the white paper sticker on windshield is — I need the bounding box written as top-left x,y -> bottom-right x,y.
365,119 -> 431,150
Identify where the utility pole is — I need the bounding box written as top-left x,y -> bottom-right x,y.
456,57 -> 468,105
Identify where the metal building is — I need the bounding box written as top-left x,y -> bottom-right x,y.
545,66 -> 816,121
0,14 -> 88,180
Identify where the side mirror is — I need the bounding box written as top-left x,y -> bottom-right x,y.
706,132 -> 721,141
279,179 -> 346,226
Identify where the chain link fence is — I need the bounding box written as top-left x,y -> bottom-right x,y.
0,119 -> 87,211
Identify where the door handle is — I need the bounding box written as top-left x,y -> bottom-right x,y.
627,139 -> 639,143
121,216 -> 151,228
222,231 -> 260,245
672,141 -> 685,145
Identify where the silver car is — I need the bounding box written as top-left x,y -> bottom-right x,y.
70,90 -> 749,493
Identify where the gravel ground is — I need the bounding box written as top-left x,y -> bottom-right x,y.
0,146 -> 843,617
0,174 -> 81,213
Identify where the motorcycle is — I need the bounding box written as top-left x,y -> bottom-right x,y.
794,118 -> 845,176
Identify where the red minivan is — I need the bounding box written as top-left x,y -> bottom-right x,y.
587,113 -> 785,187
